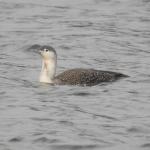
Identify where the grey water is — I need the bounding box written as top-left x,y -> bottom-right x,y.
0,0 -> 150,150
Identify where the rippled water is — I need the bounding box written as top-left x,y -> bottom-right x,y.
0,0 -> 150,150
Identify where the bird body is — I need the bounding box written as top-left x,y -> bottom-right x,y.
39,46 -> 128,86
55,68 -> 127,86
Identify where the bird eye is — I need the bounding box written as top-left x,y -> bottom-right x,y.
45,49 -> 49,52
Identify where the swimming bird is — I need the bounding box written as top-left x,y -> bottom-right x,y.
39,46 -> 128,86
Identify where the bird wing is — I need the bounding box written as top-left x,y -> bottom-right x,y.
55,68 -> 117,86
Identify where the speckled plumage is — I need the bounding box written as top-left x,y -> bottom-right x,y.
55,68 -> 127,86
39,46 -> 128,86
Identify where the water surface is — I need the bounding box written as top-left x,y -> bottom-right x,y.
0,0 -> 150,150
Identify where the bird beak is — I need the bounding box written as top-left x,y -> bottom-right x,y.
38,50 -> 42,55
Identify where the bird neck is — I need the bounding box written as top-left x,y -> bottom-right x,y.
39,58 -> 57,83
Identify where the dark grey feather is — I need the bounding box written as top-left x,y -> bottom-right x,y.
40,45 -> 57,55
55,68 -> 128,86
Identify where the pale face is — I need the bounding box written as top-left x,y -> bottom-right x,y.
40,48 -> 56,60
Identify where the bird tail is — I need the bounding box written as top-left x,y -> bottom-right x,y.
115,73 -> 129,78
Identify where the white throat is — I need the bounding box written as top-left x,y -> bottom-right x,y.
39,58 -> 56,83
